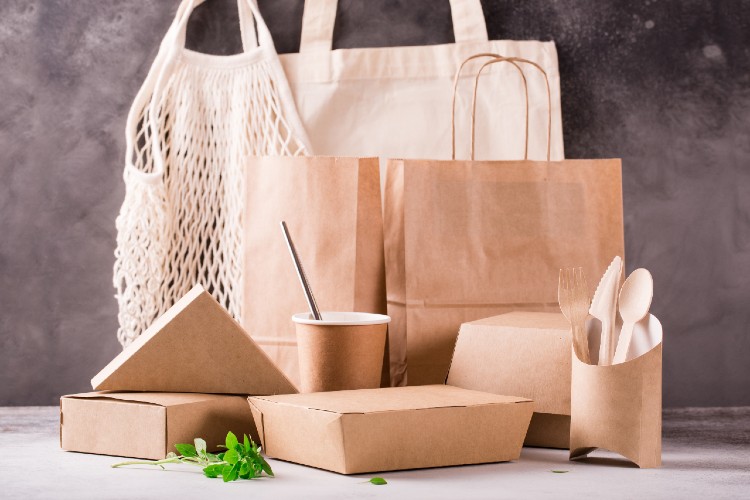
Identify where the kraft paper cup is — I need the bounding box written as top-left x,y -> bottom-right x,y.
293,312 -> 390,393
569,314 -> 663,468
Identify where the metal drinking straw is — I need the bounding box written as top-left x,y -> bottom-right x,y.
280,221 -> 322,321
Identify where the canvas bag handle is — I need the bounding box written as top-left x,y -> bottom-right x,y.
298,0 -> 489,53
171,0 -> 270,53
148,0 -> 276,176
470,56 -> 552,161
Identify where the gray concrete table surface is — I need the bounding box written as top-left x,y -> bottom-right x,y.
1,407 -> 748,499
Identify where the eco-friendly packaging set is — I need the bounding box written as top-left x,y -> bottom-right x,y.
248,385 -> 533,474
62,281 -> 661,469
60,392 -> 256,460
447,312 -> 572,449
61,285 -> 298,459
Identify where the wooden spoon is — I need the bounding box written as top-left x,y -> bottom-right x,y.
613,268 -> 653,364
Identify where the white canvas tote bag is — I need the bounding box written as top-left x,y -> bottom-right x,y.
279,0 -> 565,161
114,0 -> 311,346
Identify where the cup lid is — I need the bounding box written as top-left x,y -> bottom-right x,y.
292,312 -> 391,326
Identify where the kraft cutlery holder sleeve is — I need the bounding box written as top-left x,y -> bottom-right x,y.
569,315 -> 663,468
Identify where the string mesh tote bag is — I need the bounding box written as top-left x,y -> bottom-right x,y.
114,0 -> 311,346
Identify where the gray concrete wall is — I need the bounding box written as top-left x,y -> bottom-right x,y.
1,0 -> 748,406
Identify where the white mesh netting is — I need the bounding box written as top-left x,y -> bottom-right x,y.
114,56 -> 308,347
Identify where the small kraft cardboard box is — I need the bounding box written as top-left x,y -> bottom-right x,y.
248,385 -> 533,474
61,285 -> 298,459
446,311 -> 572,449
61,392 -> 255,460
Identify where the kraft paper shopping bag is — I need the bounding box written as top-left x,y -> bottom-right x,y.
242,156 -> 387,386
384,57 -> 624,385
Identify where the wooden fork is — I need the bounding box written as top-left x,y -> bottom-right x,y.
558,267 -> 591,364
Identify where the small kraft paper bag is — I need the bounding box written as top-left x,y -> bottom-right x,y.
242,157 -> 387,387
383,56 -> 625,386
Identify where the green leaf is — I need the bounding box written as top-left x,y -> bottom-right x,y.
260,457 -> 274,477
203,464 -> 224,478
223,462 -> 240,482
369,477 -> 387,485
551,470 -> 569,474
239,461 -> 250,477
224,449 -> 240,465
174,443 -> 197,458
221,464 -> 233,482
113,431 -> 274,483
225,431 -> 238,451
194,438 -> 207,455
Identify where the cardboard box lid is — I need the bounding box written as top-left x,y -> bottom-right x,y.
61,391 -> 258,461
446,311 -> 571,416
250,385 -> 530,414
63,391 -> 235,406
92,285 -> 297,395
465,311 -> 570,329
248,385 -> 534,474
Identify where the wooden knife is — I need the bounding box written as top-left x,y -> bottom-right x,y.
589,256 -> 622,366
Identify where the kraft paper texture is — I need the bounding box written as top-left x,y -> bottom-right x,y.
384,158 -> 624,386
570,315 -> 663,468
296,322 -> 387,393
249,385 -> 533,474
243,156 -> 387,387
91,285 -> 296,395
447,312 -> 572,448
61,392 -> 256,460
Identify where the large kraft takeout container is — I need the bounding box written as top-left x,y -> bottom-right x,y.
446,312 -> 572,449
60,392 -> 256,460
248,385 -> 533,474
91,284 -> 297,395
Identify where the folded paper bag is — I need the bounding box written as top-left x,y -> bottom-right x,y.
447,311 -> 572,449
248,385 -> 533,474
60,392 -> 257,460
569,314 -> 663,468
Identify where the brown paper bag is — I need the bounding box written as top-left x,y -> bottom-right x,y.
242,157 -> 387,386
383,56 -> 625,385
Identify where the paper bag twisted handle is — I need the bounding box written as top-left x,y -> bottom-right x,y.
471,57 -> 552,162
451,54 -> 527,160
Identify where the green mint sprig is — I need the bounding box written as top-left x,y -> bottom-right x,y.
111,431 -> 273,482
